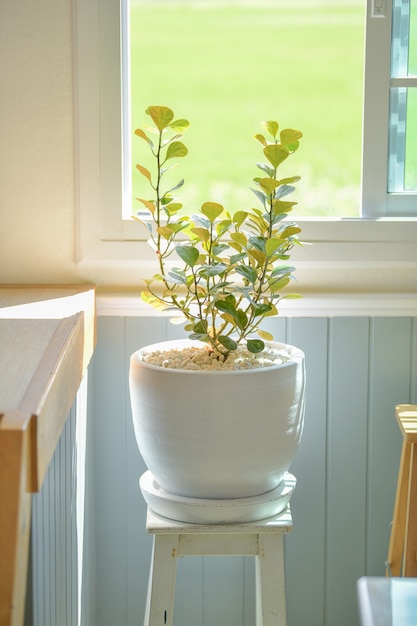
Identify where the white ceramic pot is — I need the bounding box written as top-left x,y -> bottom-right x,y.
129,339 -> 305,502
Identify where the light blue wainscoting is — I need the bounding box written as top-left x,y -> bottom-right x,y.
25,374 -> 96,626
91,315 -> 417,626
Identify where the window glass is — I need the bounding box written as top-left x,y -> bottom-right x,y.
388,0 -> 417,193
129,0 -> 365,218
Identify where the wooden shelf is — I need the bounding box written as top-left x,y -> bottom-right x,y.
0,285 -> 95,626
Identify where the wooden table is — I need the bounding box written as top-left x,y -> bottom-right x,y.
0,285 -> 95,626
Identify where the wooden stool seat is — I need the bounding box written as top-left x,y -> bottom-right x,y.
386,404 -> 417,577
144,506 -> 293,626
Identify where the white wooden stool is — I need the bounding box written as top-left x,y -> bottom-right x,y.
144,506 -> 293,626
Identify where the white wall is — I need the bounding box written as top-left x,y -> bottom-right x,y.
0,0 -> 79,283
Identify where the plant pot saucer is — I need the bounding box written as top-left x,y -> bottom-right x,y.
139,470 -> 296,524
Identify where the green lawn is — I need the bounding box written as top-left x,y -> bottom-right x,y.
130,1 -> 365,217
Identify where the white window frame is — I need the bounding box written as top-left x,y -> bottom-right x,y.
73,0 -> 417,293
362,0 -> 417,216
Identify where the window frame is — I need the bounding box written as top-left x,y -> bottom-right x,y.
73,0 -> 417,293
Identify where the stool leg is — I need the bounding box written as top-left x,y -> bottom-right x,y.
255,534 -> 287,626
387,439 -> 411,576
144,534 -> 179,626
404,443 -> 417,576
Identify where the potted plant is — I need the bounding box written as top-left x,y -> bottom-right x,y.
129,106 -> 306,523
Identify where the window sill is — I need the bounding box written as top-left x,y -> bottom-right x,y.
77,217 -> 417,294
95,291 -> 417,318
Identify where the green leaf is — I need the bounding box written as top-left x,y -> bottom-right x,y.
218,336 -> 238,351
146,105 -> 174,130
235,310 -> 248,330
235,265 -> 257,284
215,298 -> 237,316
256,162 -> 275,177
190,333 -> 210,343
198,263 -> 227,277
201,201 -> 224,222
249,236 -> 266,252
193,320 -> 208,334
176,245 -> 199,267
271,265 -> 296,277
170,118 -> 190,132
263,144 -> 289,168
250,187 -> 267,208
247,339 -> 265,353
252,303 -> 273,317
168,269 -> 187,284
165,141 -> 188,160
261,120 -> 279,138
269,276 -> 290,293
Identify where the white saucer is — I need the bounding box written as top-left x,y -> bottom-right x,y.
139,471 -> 296,524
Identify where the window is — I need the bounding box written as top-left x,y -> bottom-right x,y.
129,0 -> 365,219
362,0 -> 417,216
73,0 -> 417,293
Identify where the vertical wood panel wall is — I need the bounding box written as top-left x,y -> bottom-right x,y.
25,374 -> 96,626
91,315 -> 417,626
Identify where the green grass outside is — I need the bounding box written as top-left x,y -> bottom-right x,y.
130,1 -> 365,217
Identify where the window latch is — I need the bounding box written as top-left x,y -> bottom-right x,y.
372,0 -> 387,17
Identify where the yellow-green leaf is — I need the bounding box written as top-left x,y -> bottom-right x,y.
247,248 -> 266,265
141,290 -> 167,311
165,141 -> 188,160
263,144 -> 289,168
157,226 -> 175,239
266,237 -> 283,257
170,316 -> 187,325
230,232 -> 247,247
280,128 -> 303,146
135,128 -> 151,142
170,118 -> 190,132
146,105 -> 174,130
136,163 -> 152,182
254,133 -> 267,146
256,177 -> 281,195
233,210 -> 248,227
280,225 -> 301,239
191,227 -> 210,242
257,329 -> 274,341
201,201 -> 224,222
269,276 -> 290,293
135,198 -> 156,214
261,120 -> 279,138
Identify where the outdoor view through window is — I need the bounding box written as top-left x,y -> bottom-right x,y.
129,0 -> 365,218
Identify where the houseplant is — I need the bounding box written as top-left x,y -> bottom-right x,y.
129,106 -> 306,523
